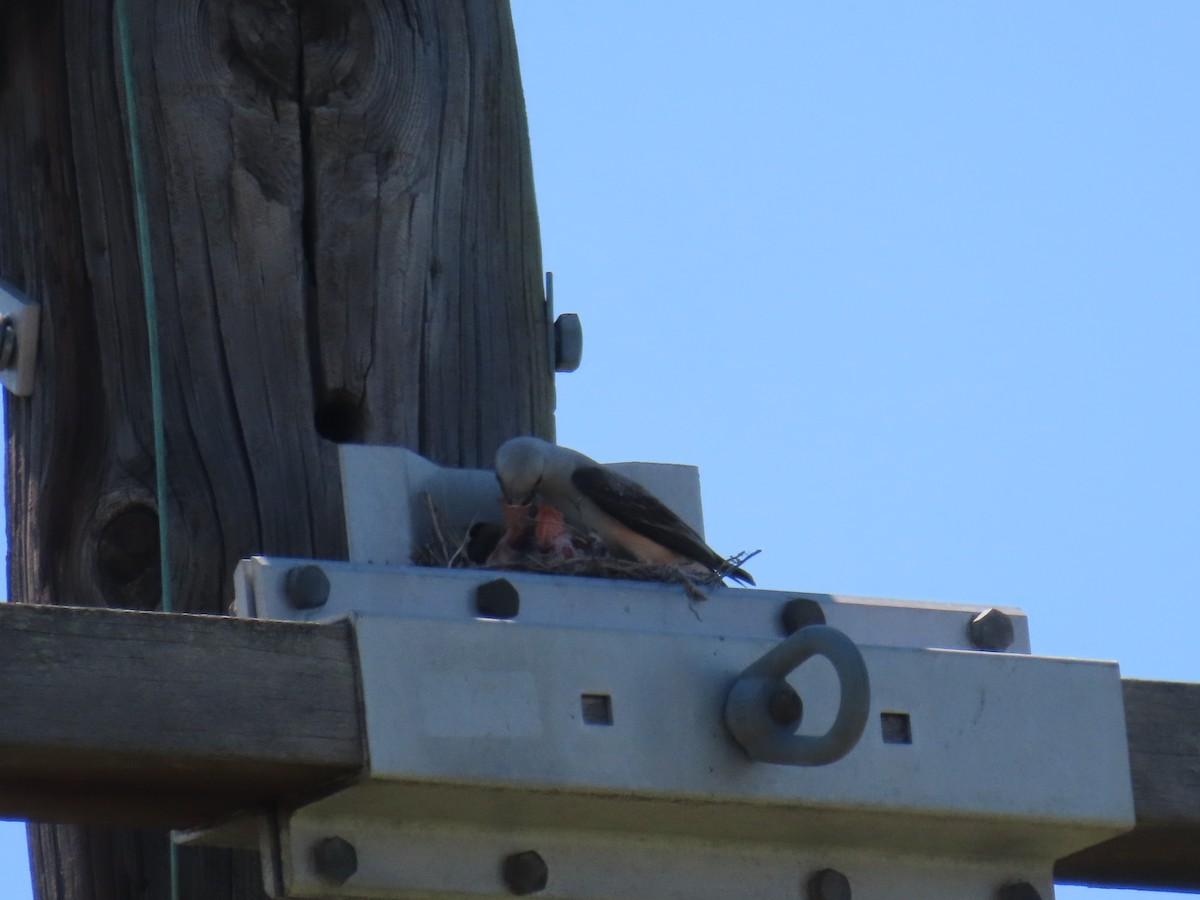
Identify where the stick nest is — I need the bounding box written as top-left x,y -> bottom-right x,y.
413,493 -> 755,601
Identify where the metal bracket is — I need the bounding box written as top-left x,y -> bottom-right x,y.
0,280 -> 40,396
180,445 -> 1134,900
185,606 -> 1131,899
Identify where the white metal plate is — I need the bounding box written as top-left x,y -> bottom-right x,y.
254,612 -> 1130,899
341,615 -> 1131,860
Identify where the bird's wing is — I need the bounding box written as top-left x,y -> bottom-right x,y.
571,465 -> 729,571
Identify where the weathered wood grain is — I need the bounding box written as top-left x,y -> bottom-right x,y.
1055,678 -> 1200,891
0,0 -> 551,895
0,603 -> 363,826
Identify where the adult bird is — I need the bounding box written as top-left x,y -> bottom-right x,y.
494,436 -> 754,585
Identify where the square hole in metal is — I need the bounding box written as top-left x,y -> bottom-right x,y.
581,694 -> 613,725
881,711 -> 912,744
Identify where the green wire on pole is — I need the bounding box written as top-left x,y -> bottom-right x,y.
114,0 -> 171,618
114,0 -> 179,896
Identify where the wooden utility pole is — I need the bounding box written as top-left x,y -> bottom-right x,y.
0,0 -> 551,896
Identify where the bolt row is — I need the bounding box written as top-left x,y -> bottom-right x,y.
311,838 -> 1041,898
285,564 -> 1016,652
779,595 -> 1014,651
311,839 -> 548,894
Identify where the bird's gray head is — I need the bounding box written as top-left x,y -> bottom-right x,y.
495,436 -> 550,505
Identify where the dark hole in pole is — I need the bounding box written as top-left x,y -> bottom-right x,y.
315,389 -> 366,443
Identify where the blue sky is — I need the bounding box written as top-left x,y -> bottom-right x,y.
517,3 -> 1197,899
522,2 -> 1199,673
1,3 -> 1196,898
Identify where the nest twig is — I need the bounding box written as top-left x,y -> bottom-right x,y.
488,554 -> 711,600
412,494 -> 474,567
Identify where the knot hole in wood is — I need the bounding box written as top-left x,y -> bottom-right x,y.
298,0 -> 373,106
94,504 -> 162,611
222,0 -> 303,100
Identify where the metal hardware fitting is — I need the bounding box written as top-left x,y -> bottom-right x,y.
0,280 -> 40,396
554,313 -> 582,372
725,624 -> 871,766
284,564 -> 331,610
312,835 -> 358,885
970,607 -> 1015,651
781,596 -> 827,634
475,577 -> 520,619
545,272 -> 583,373
808,868 -> 852,900
998,882 -> 1043,900
502,851 -> 548,895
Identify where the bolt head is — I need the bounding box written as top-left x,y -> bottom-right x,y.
312,836 -> 357,885
502,850 -> 548,895
997,882 -> 1042,900
780,597 -> 826,635
807,867 -> 851,900
476,577 -> 520,619
554,313 -> 583,372
284,564 -> 331,610
767,682 -> 804,728
968,607 -> 1014,651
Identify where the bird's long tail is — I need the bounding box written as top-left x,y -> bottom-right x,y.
717,550 -> 760,586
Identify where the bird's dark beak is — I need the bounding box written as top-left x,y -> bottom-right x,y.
496,474 -> 528,506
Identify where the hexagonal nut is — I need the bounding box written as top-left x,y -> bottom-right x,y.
502,849 -> 548,895
807,867 -> 851,900
554,313 -> 583,373
476,577 -> 520,619
312,835 -> 357,885
780,597 -> 827,635
997,881 -> 1042,900
285,564 -> 331,610
968,607 -> 1014,651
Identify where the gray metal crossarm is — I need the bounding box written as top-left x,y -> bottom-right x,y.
0,600 -> 1178,895
0,601 -> 1186,893
236,608 -> 1131,900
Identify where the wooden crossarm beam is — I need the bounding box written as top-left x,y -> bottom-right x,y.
1,601 -> 1198,890
0,602 -> 363,827
1055,678 -> 1200,891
